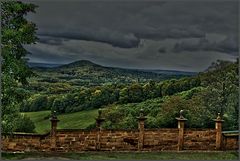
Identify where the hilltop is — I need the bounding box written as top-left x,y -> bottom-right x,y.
58,60 -> 103,68
29,60 -> 195,88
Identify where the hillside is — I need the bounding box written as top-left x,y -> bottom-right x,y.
22,60 -> 238,132
29,60 -> 195,89
21,88 -> 199,133
22,109 -> 98,134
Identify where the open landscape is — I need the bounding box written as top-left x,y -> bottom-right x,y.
1,0 -> 239,160
19,59 -> 238,132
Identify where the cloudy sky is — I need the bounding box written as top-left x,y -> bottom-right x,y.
24,0 -> 238,72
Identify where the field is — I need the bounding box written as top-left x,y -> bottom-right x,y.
22,109 -> 98,133
2,151 -> 238,160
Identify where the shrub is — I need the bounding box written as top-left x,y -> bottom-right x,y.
15,115 -> 36,133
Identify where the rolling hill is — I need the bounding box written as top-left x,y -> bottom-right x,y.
29,60 -> 196,88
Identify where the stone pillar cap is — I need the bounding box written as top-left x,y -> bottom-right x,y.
213,113 -> 224,122
50,111 -> 59,121
137,116 -> 147,120
96,108 -> 105,120
137,108 -> 147,120
176,117 -> 187,121
176,110 -> 187,121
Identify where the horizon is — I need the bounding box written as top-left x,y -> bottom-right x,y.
28,59 -> 201,73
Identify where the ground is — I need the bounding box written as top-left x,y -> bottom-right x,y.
2,151 -> 239,160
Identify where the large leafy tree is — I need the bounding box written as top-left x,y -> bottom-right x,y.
199,59 -> 239,130
1,1 -> 38,133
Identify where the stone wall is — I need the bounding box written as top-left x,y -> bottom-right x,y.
55,129 -> 140,152
1,111 -> 239,152
143,129 -> 179,151
2,128 -> 238,152
56,129 -> 97,151
99,130 -> 139,151
1,133 -> 51,152
183,129 -> 216,150
222,134 -> 239,150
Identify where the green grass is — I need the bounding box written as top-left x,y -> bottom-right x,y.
2,151 -> 239,160
22,109 -> 98,134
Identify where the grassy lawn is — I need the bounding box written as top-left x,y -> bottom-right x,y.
22,109 -> 98,134
2,151 -> 239,160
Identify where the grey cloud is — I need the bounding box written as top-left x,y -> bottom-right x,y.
158,47 -> 167,53
216,36 -> 238,54
27,1 -> 237,48
23,1 -> 238,71
25,47 -> 70,63
37,35 -> 69,45
135,26 -> 205,41
173,36 -> 238,55
38,29 -> 140,48
38,26 -> 205,49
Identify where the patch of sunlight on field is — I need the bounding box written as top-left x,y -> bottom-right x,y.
22,109 -> 98,134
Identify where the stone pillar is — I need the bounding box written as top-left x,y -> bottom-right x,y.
214,113 -> 224,150
95,108 -> 105,130
176,110 -> 187,151
50,111 -> 59,150
137,108 -> 147,151
95,108 -> 105,150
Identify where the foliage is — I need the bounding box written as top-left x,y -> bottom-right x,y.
1,1 -> 38,133
102,60 -> 238,130
22,74 -> 200,114
198,60 -> 239,130
23,60 -> 238,131
15,115 -> 36,133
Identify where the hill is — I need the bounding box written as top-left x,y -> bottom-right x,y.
29,60 -> 195,89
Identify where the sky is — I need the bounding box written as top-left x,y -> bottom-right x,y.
24,0 -> 239,72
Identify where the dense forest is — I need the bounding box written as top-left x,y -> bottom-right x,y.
20,60 -> 198,113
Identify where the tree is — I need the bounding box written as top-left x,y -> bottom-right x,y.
1,1 -> 38,133
158,96 -> 189,128
201,60 -> 238,117
199,60 -> 238,130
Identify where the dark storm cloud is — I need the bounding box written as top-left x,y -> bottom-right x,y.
38,30 -> 140,48
134,26 -> 205,40
23,0 -> 238,71
173,35 -> 238,55
26,1 -> 237,48
25,47 -> 70,63
216,36 -> 239,55
158,47 -> 167,53
37,35 -> 69,46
